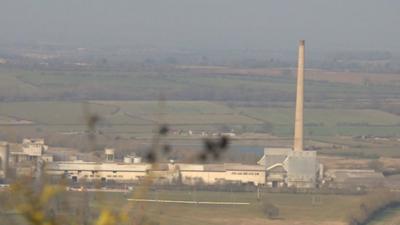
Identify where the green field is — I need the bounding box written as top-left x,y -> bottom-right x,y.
0,190 -> 363,225
130,191 -> 361,225
0,67 -> 399,157
239,107 -> 400,136
0,100 -> 399,138
0,101 -> 117,125
0,99 -> 398,158
1,66 -> 400,104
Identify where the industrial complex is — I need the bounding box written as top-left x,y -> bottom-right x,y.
0,41 -> 386,189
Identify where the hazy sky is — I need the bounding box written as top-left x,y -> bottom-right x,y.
1,0 -> 399,51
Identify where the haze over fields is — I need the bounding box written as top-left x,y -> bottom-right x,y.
0,0 -> 400,52
1,1 -> 400,225
0,0 -> 398,158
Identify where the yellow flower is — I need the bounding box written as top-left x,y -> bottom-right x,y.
40,185 -> 62,205
96,210 -> 117,225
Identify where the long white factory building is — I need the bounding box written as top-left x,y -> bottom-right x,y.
46,161 -> 267,186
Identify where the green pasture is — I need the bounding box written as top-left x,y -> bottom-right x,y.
2,67 -> 400,104
0,67 -> 399,149
0,101 -> 399,138
0,101 -> 117,125
239,107 -> 400,126
239,107 -> 400,136
69,190 -> 363,224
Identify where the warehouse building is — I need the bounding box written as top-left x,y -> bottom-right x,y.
45,160 -> 266,186
325,169 -> 384,189
9,138 -> 52,165
257,148 -> 321,188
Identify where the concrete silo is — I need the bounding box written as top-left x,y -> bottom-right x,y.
105,148 -> 115,162
0,142 -> 10,179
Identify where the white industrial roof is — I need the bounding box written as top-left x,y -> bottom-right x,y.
46,162 -> 152,172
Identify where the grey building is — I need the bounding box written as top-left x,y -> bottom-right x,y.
325,169 -> 384,189
258,148 -> 320,188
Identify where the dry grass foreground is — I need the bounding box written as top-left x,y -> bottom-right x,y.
208,218 -> 345,225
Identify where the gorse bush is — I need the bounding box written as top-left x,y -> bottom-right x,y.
347,190 -> 400,225
262,200 -> 280,219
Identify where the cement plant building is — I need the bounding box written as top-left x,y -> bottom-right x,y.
44,40 -> 321,188
258,40 -> 321,188
1,41 -> 322,188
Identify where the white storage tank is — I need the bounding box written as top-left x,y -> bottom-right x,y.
123,156 -> 133,164
133,157 -> 142,164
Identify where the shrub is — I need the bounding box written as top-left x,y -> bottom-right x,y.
262,200 -> 280,219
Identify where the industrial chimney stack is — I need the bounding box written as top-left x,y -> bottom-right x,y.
294,40 -> 305,151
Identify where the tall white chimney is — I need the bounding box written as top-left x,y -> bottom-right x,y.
294,40 -> 305,151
